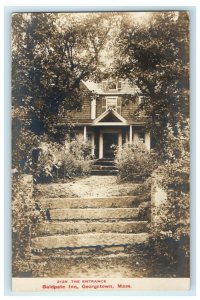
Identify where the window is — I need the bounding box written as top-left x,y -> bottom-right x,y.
102,80 -> 122,91
138,132 -> 145,142
106,97 -> 121,114
108,81 -> 117,90
107,97 -> 117,110
117,81 -> 122,90
102,81 -> 107,90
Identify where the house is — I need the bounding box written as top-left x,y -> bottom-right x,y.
57,78 -> 151,159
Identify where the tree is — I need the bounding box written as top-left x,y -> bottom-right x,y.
12,12 -> 114,170
114,13 -> 190,261
114,12 -> 189,155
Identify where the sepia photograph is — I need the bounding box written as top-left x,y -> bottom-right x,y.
11,11 -> 190,291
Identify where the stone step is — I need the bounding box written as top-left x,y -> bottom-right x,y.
92,165 -> 118,171
38,196 -> 143,209
34,221 -> 148,235
48,208 -> 139,220
94,161 -> 115,166
97,158 -> 115,161
91,170 -> 118,176
31,251 -> 145,260
31,232 -> 149,250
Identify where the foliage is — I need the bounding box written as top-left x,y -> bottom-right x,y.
12,120 -> 41,172
130,177 -> 152,196
12,12 -> 114,135
150,119 -> 190,262
12,12 -> 116,172
113,11 -> 190,260
146,235 -> 189,276
151,119 -> 190,240
115,139 -> 160,181
33,137 -> 93,181
69,136 -> 93,160
12,174 -> 42,276
114,12 -> 189,154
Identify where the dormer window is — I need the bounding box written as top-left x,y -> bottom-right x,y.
102,80 -> 122,91
108,81 -> 117,90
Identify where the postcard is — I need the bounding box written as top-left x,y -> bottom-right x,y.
11,11 -> 190,292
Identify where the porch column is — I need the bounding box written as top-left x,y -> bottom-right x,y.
133,132 -> 139,143
126,131 -> 129,143
83,126 -> 87,141
118,130 -> 123,148
145,132 -> 151,151
99,131 -> 103,159
91,132 -> 95,156
129,125 -> 133,145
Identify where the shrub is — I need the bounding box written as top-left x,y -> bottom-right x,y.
33,137 -> 93,181
12,174 -> 42,276
150,119 -> 190,263
69,136 -> 93,160
151,119 -> 190,241
115,139 -> 160,181
130,177 -> 152,197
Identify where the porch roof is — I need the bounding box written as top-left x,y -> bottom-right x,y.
55,122 -> 147,127
55,110 -> 149,127
93,108 -> 128,125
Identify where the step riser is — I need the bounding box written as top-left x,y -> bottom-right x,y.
92,166 -> 118,171
94,161 -> 115,166
32,245 -> 147,258
97,158 -> 115,161
91,170 -> 118,175
48,208 -> 139,220
32,245 -> 145,257
38,196 -> 145,209
31,233 -> 149,250
34,221 -> 148,236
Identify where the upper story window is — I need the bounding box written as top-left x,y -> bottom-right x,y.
107,97 -> 117,110
108,81 -> 117,90
105,97 -> 121,114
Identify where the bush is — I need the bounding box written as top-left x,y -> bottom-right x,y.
150,119 -> 190,263
12,174 -> 41,276
130,177 -> 152,197
151,120 -> 190,241
115,139 -> 160,181
33,137 -> 93,182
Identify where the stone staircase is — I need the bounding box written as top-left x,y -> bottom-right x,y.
91,158 -> 119,175
31,194 -> 150,257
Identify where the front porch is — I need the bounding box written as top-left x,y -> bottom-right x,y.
71,125 -> 151,159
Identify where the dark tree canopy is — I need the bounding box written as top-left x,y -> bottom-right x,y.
12,12 -> 115,134
114,12 -> 189,153
11,12 -> 117,170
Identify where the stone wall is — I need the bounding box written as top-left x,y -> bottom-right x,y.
151,172 -> 167,227
12,174 -> 35,276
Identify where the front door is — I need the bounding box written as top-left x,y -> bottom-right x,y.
103,133 -> 118,158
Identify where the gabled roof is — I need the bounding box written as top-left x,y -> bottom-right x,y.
82,79 -> 138,95
93,109 -> 128,125
81,80 -> 102,93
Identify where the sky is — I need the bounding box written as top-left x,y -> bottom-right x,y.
128,12 -> 153,24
